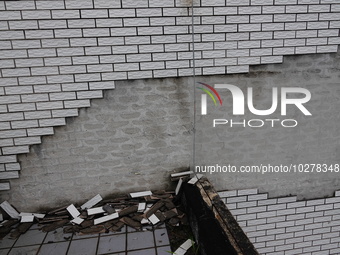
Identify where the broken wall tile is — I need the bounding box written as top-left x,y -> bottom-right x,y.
130,191 -> 152,198
81,194 -> 103,210
66,204 -> 80,219
94,213 -> 119,225
87,207 -> 105,215
0,201 -> 20,219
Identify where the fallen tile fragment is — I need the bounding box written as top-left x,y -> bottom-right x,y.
71,217 -> 84,225
171,171 -> 193,181
130,191 -> 152,198
66,204 -> 80,219
0,213 -> 3,221
20,212 -> 45,219
141,218 -> 149,225
148,214 -> 160,225
0,201 -> 20,219
94,212 -> 119,225
138,202 -> 146,212
175,178 -> 183,195
20,215 -> 34,223
173,239 -> 194,255
87,207 -> 105,215
81,194 -> 103,210
187,174 -> 203,185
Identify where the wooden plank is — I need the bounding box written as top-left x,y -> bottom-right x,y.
118,205 -> 138,217
144,201 -> 164,219
94,213 -> 119,225
0,201 -> 20,219
81,194 -> 103,210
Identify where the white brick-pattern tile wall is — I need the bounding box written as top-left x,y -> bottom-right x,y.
220,189 -> 340,255
0,0 -> 340,190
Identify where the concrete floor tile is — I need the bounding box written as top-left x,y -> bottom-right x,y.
67,238 -> 98,255
8,245 -> 40,255
154,229 -> 170,246
97,234 -> 125,254
157,246 -> 172,255
127,231 -> 154,250
0,249 -> 10,255
72,233 -> 100,240
38,242 -> 69,255
14,229 -> 46,247
127,248 -> 156,255
44,228 -> 72,243
0,234 -> 16,249
100,226 -> 126,236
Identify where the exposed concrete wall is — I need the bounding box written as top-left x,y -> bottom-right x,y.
1,79 -> 193,211
1,49 -> 339,211
195,50 -> 340,201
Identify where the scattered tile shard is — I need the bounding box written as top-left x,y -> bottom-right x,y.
66,204 -> 80,219
138,202 -> 146,212
71,217 -> 84,225
141,218 -> 149,225
20,215 -> 34,223
81,194 -> 103,210
19,212 -> 45,219
175,178 -> 183,195
94,212 -> 119,225
174,239 -> 193,255
0,201 -> 20,219
148,214 -> 160,225
0,213 -> 3,221
87,207 -> 105,216
187,174 -> 203,185
130,191 -> 152,198
171,171 -> 193,178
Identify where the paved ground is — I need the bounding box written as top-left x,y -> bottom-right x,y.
0,223 -> 171,255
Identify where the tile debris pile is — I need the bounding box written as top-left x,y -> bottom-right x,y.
0,189 -> 188,241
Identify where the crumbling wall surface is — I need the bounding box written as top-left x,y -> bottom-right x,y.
1,78 -> 193,211
220,188 -> 340,255
0,0 -> 340,190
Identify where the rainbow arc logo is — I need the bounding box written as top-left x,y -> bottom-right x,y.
197,82 -> 223,115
